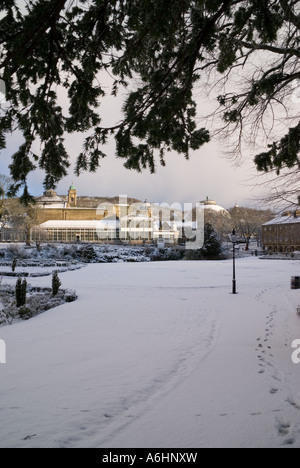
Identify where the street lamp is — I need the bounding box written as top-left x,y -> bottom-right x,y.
230,229 -> 238,294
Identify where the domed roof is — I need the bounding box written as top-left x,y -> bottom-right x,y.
69,183 -> 76,190
44,189 -> 58,198
36,189 -> 65,208
200,197 -> 229,214
138,199 -> 152,212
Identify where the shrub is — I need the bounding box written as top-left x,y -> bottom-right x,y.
64,290 -> 78,303
15,277 -> 27,307
184,249 -> 203,260
201,223 -> 223,259
62,245 -> 78,259
21,278 -> 27,305
0,309 -> 14,325
78,245 -> 97,262
12,258 -> 17,272
52,270 -> 61,296
18,306 -> 32,320
7,244 -> 19,258
150,248 -> 183,261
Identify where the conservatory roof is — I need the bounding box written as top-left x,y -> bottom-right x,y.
40,219 -> 119,229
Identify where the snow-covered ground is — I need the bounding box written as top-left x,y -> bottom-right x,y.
0,257 -> 300,448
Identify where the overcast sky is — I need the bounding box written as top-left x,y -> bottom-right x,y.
0,39 -> 281,211
0,77 -> 270,211
0,125 -> 268,210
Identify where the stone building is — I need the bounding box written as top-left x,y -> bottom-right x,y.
35,185 -> 122,224
262,210 -> 300,253
33,187 -> 179,244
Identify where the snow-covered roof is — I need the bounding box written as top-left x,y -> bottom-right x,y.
36,189 -> 66,208
138,200 -> 152,211
122,214 -> 153,221
263,215 -> 300,226
200,197 -> 229,214
40,219 -> 119,229
203,204 -> 228,213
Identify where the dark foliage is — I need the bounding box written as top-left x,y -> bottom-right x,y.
52,270 -> 61,296
0,1 -> 298,201
15,276 -> 27,307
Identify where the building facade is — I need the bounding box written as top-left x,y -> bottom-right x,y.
262,211 -> 300,253
35,186 -> 110,223
32,186 -> 180,244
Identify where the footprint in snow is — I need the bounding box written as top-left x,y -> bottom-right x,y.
278,423 -> 291,436
286,398 -> 300,410
24,434 -> 37,440
270,388 -> 279,394
272,375 -> 282,382
284,437 -> 295,446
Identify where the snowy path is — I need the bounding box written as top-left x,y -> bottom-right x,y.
0,259 -> 300,448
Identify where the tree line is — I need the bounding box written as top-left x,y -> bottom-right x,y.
204,206 -> 273,249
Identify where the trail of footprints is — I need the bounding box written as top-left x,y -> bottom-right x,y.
202,287 -> 300,446
255,303 -> 276,379
255,288 -> 299,447
255,287 -> 279,381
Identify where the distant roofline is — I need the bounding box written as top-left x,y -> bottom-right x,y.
263,215 -> 300,225
40,206 -> 104,211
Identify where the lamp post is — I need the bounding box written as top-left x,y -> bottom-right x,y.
230,229 -> 238,294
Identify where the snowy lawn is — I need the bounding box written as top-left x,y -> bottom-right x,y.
0,258 -> 300,448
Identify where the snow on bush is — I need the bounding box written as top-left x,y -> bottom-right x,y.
52,271 -> 62,296
0,284 -> 78,326
150,248 -> 183,262
0,243 -> 152,265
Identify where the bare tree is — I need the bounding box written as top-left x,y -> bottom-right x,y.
229,206 -> 274,249
4,198 -> 41,245
204,210 -> 232,242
